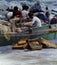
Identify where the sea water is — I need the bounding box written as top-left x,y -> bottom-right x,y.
0,0 -> 57,15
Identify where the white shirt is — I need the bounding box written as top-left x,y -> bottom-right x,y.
22,10 -> 29,19
7,12 -> 13,19
32,16 -> 42,27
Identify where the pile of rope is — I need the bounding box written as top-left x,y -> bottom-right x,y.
0,24 -> 11,40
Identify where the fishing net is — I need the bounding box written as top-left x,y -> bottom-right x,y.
0,24 -> 11,40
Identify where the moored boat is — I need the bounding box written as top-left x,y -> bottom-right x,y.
0,23 -> 57,46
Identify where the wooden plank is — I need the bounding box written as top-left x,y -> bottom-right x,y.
12,38 -> 28,49
27,39 -> 42,50
38,38 -> 57,48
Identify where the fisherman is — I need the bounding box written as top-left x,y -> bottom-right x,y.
7,6 -> 22,32
45,11 -> 50,23
11,6 -> 22,18
14,12 -> 42,33
22,5 -> 29,20
24,12 -> 42,27
50,15 -> 57,24
45,6 -> 50,24
36,11 -> 47,24
7,12 -> 13,21
7,6 -> 22,20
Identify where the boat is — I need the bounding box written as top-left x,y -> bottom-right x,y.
0,23 -> 57,46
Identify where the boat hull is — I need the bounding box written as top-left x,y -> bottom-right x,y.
0,24 -> 57,46
32,24 -> 57,40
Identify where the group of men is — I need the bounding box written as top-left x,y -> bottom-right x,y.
7,5 -> 57,33
7,6 -> 42,33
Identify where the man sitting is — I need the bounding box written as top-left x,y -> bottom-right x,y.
50,15 -> 57,24
12,12 -> 42,33
24,12 -> 42,27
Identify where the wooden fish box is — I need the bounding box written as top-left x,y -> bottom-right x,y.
12,38 -> 28,49
27,39 -> 42,50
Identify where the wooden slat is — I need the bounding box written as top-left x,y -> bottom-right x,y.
38,38 -> 57,48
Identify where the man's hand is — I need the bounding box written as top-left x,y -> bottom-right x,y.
7,22 -> 11,27
23,22 -> 32,27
